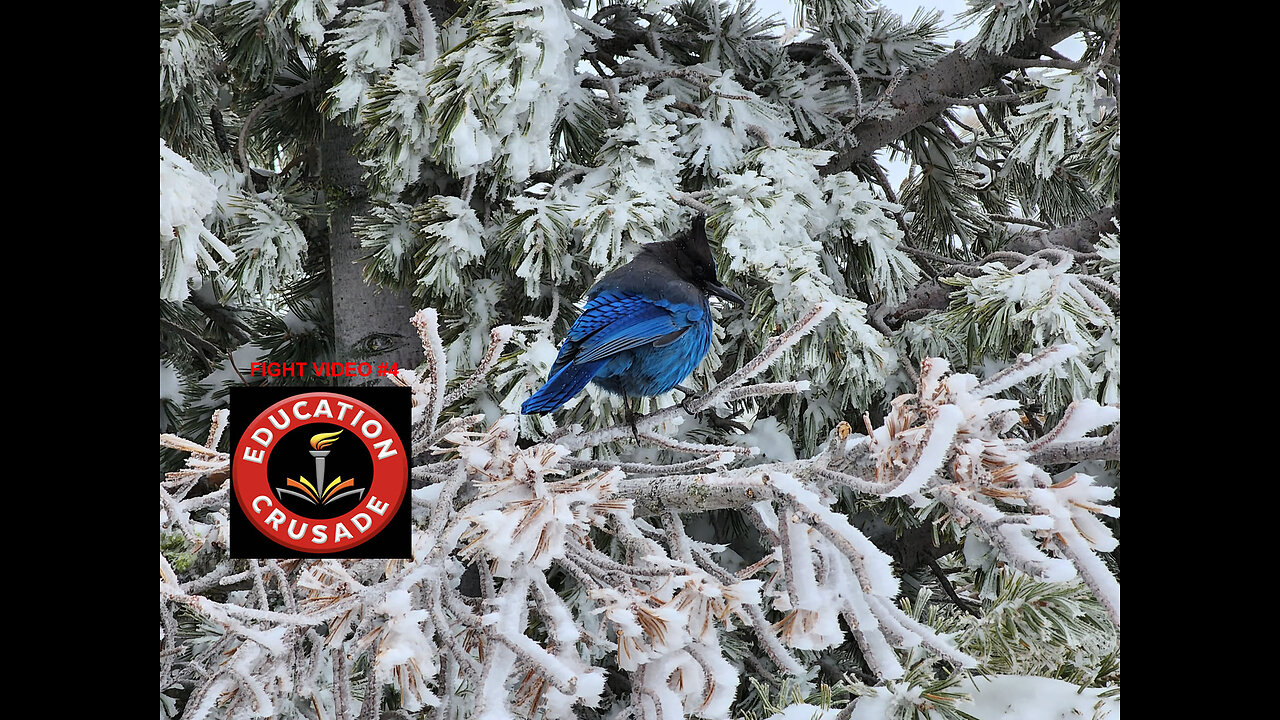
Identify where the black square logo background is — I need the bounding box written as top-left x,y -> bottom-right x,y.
229,386 -> 412,558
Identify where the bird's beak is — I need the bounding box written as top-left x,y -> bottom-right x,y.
707,281 -> 746,306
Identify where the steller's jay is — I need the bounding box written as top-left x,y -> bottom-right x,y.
521,214 -> 745,417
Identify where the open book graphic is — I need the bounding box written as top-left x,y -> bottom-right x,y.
278,476 -> 365,505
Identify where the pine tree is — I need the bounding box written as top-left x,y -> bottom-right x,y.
160,1 -> 1120,718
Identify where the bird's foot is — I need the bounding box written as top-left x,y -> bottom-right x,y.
675,386 -> 748,433
623,395 -> 639,441
675,384 -> 701,415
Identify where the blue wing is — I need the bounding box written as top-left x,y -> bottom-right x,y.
521,291 -> 704,414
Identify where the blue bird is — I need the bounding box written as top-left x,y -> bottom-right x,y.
521,215 -> 745,417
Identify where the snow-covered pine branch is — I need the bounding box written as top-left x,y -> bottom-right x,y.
161,310 -> 1118,719
162,1 -> 1120,716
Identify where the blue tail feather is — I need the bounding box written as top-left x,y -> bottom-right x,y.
520,358 -> 607,414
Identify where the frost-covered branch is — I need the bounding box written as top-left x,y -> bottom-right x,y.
162,0 -> 1122,710
410,308 -> 448,433
161,307 -> 1120,718
1003,202 -> 1120,256
443,324 -> 514,406
824,5 -> 1083,172
1026,425 -> 1120,465
408,0 -> 438,65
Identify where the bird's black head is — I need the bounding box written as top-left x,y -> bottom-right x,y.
671,215 -> 745,306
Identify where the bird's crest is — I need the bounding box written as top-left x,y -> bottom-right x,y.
675,214 -> 716,274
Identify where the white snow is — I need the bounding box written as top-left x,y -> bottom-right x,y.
956,674 -> 1119,719
159,138 -> 234,302
844,674 -> 1119,719
324,5 -> 407,114
159,360 -> 182,403
740,416 -> 797,461
884,404 -> 962,497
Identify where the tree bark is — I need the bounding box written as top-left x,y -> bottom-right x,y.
1003,202 -> 1119,256
823,8 -> 1081,174
320,121 -> 422,377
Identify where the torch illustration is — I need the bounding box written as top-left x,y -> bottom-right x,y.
279,430 -> 361,506
309,430 -> 343,490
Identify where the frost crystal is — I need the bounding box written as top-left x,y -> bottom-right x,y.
159,139 -> 234,302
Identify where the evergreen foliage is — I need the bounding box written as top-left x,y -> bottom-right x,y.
160,1 -> 1120,717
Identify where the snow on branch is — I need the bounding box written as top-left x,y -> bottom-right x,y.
160,310 -> 1119,718
409,308 -> 448,432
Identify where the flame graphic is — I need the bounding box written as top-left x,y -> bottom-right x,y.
310,430 -> 343,450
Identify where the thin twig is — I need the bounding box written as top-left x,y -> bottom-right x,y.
237,77 -> 320,180
408,0 -> 438,65
989,213 -> 1052,230
563,454 -> 733,475
461,174 -> 477,205
897,244 -> 968,270
824,39 -> 861,105
1097,20 -> 1121,69
972,104 -> 998,136
996,56 -> 1085,71
939,93 -> 1022,106
410,309 -> 448,433
1075,274 -> 1120,305
566,9 -> 614,39
927,558 -> 981,617
863,67 -> 907,122
671,191 -> 714,215
443,326 -> 514,406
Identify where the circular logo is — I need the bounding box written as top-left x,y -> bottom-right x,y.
233,392 -> 408,553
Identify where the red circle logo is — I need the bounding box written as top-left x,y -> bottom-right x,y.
232,392 -> 408,553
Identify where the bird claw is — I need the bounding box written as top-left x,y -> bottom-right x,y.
675,386 -> 747,433
623,396 -> 640,441
676,385 -> 700,415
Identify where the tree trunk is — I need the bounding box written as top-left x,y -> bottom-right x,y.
320,121 -> 422,378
